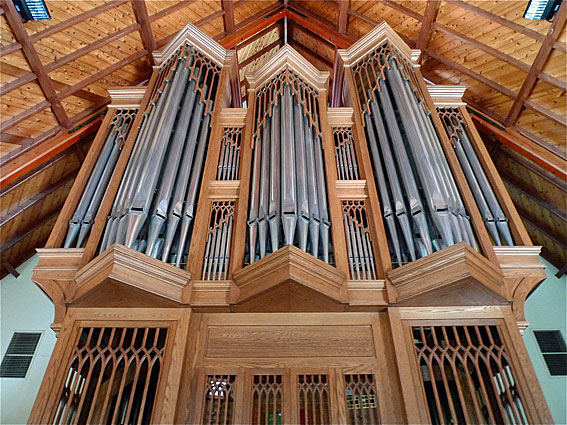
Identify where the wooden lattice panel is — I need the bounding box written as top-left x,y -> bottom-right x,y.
297,374 -> 331,425
217,128 -> 242,180
251,374 -> 283,425
51,327 -> 168,424
412,325 -> 529,425
333,127 -> 360,180
342,200 -> 377,280
202,201 -> 235,280
201,374 -> 237,425
344,374 -> 380,425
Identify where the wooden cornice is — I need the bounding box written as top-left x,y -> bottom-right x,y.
74,244 -> 191,304
388,242 -> 506,307
231,245 -> 347,308
427,85 -> 467,107
153,21 -> 228,67
245,44 -> 330,91
337,21 -> 418,67
107,87 -> 147,108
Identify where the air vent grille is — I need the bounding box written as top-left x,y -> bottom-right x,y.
534,330 -> 567,376
0,332 -> 41,378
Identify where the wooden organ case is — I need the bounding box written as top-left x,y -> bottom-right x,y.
29,22 -> 553,425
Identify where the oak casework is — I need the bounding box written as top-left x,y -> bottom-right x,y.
30,22 -> 552,424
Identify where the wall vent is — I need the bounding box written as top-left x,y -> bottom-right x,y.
0,332 -> 41,378
534,330 -> 567,376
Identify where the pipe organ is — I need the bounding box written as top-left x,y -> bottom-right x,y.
31,23 -> 552,424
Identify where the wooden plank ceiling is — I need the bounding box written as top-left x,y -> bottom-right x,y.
0,0 -> 565,278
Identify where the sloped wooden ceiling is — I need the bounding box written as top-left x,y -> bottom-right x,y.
0,0 -> 565,278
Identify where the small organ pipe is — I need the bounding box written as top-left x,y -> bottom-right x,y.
258,119 -> 271,258
314,135 -> 330,263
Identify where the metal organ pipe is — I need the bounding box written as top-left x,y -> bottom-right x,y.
99,44 -> 220,268
360,54 -> 478,267
247,80 -> 333,264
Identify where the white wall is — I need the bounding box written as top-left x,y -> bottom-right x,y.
523,258 -> 567,425
1,256 -> 56,425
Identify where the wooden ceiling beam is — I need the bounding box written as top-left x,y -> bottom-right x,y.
0,206 -> 60,255
288,40 -> 333,70
149,1 -> 198,23
131,0 -> 157,66
500,173 -> 566,223
0,0 -> 129,56
220,4 -> 285,49
347,8 -> 416,47
416,0 -> 440,50
473,114 -> 567,182
58,50 -> 148,99
338,0 -> 349,33
286,5 -> 354,49
376,0 -> 422,21
235,22 -> 279,51
2,260 -> 20,278
0,113 -> 102,188
505,1 -> 567,126
0,101 -> 50,133
3,0 -> 70,128
0,71 -> 36,96
232,2 -> 281,32
518,207 -> 566,252
0,171 -> 76,227
157,10 -> 226,48
239,39 -> 282,68
424,50 -> 516,98
221,0 -> 236,34
44,23 -> 141,73
0,40 -> 21,57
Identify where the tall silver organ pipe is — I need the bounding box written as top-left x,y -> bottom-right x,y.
438,107 -> 514,246
100,44 -> 221,268
63,109 -> 137,248
354,51 -> 477,267
247,78 -> 333,265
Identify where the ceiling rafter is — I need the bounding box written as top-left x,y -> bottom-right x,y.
2,0 -> 70,128
289,39 -> 333,70
130,0 -> 157,66
239,39 -> 283,68
221,0 -> 236,34
0,0 -> 130,58
0,206 -> 60,255
220,4 -> 285,49
416,0 -> 440,50
0,171 -> 76,227
287,5 -> 353,48
338,0 -> 349,34
505,1 -> 567,126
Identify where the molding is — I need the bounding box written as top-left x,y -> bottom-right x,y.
397,305 -> 506,320
74,244 -> 191,304
427,85 -> 467,106
219,108 -> 247,126
107,86 -> 147,108
337,22 -> 417,67
517,321 -> 530,335
493,245 -> 546,323
388,242 -> 506,307
190,280 -> 231,310
336,180 -> 368,199
231,245 -> 347,308
347,280 -> 388,309
153,22 -> 228,67
33,248 -> 85,333
208,180 -> 240,199
327,107 -> 354,126
244,45 -> 330,91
